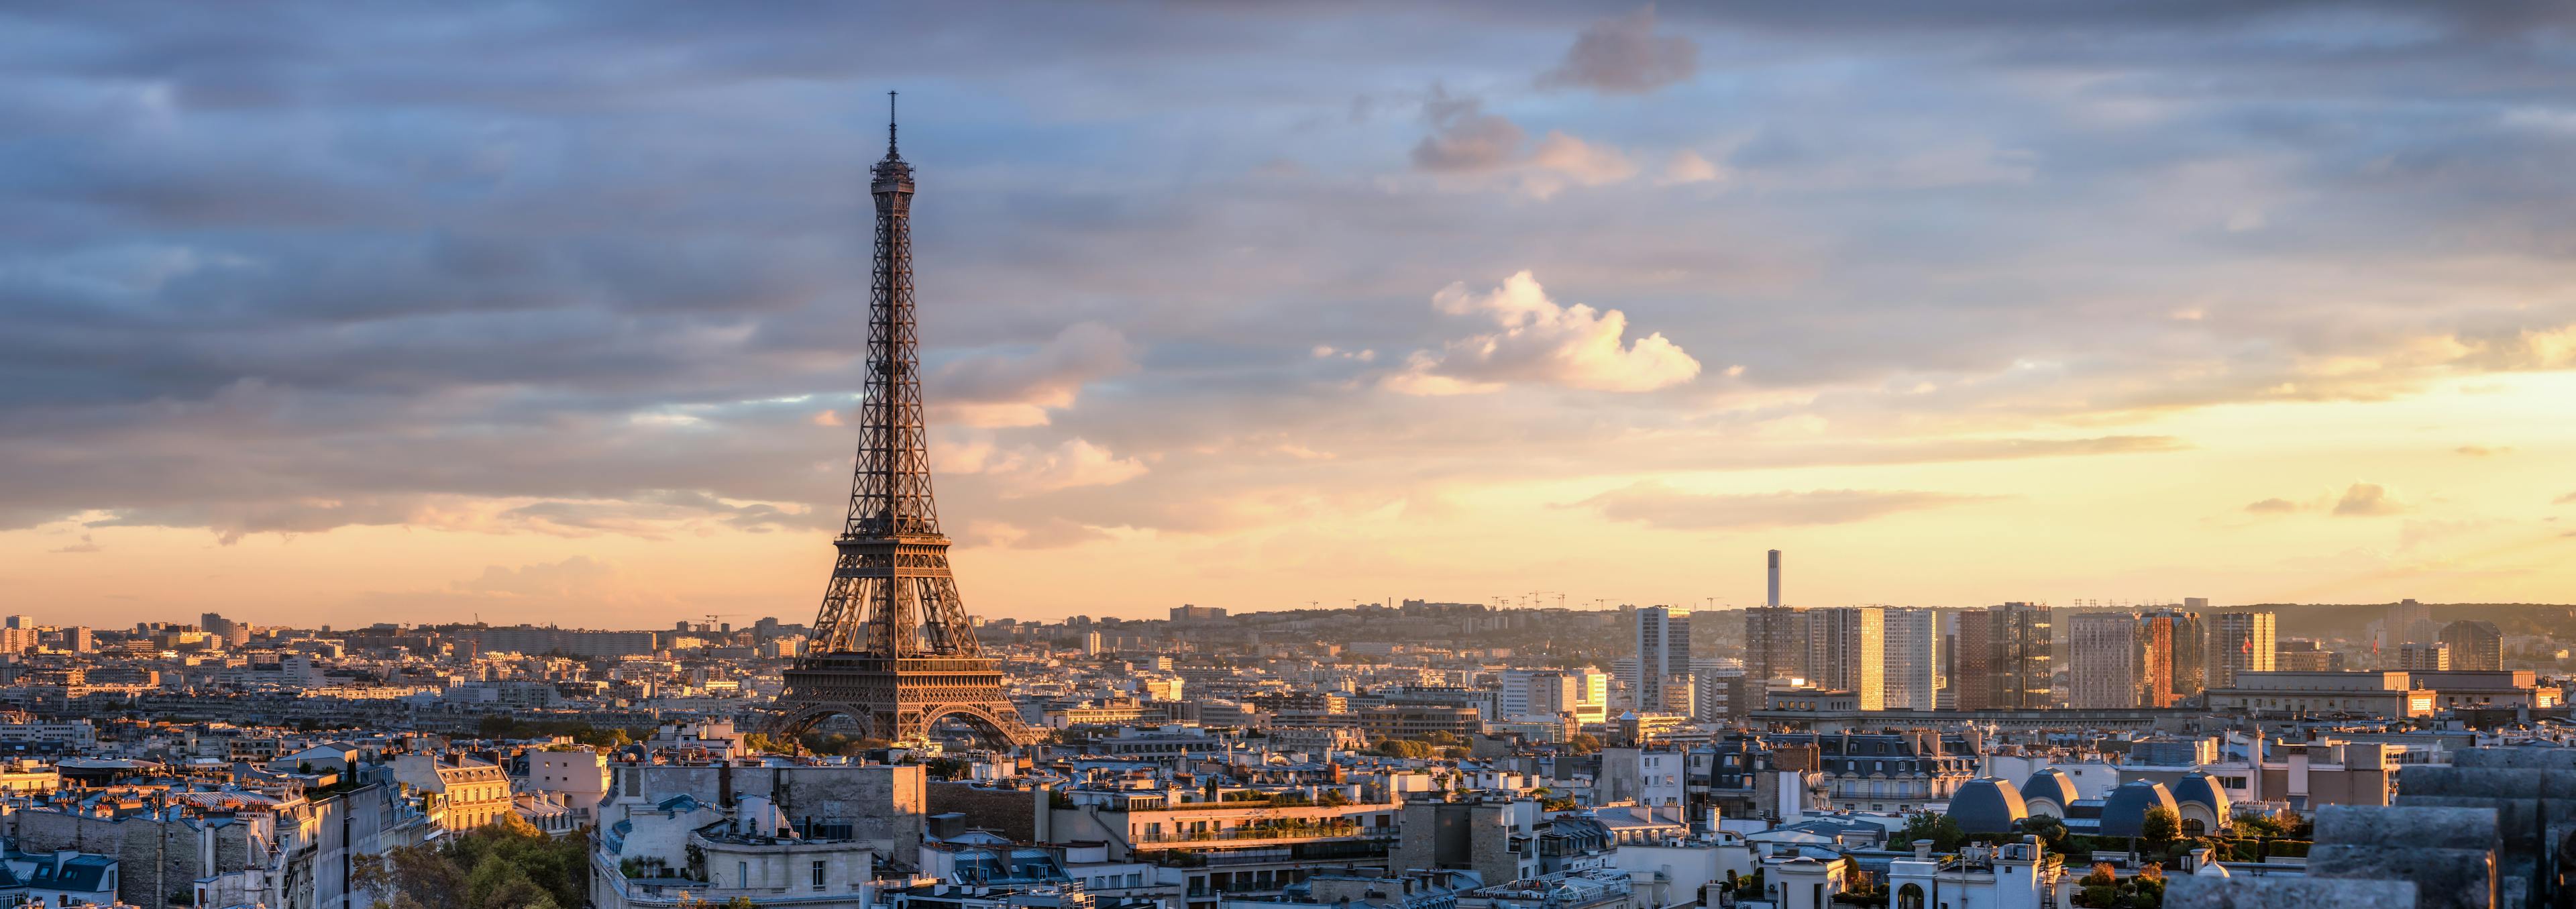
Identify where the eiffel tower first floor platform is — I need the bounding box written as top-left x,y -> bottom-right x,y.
765,653 -> 1033,751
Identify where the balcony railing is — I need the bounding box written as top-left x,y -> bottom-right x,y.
1135,822 -> 1393,845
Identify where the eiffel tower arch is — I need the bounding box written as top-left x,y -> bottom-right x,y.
767,95 -> 1032,752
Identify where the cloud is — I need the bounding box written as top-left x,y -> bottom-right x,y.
1408,89 -> 1635,197
1660,150 -> 1723,185
1537,5 -> 1699,95
957,517 -> 1114,550
1523,131 -> 1639,199
930,323 -> 1136,428
2454,445 -> 2511,456
49,533 -> 100,554
2332,483 -> 2405,517
1411,89 -> 1526,173
2400,518 -> 2493,551
1572,481 -> 1988,531
937,438 -> 1147,496
451,555 -> 617,597
8,1 -> 2576,621
500,491 -> 818,539
2243,483 -> 2410,518
2555,492 -> 2576,505
1389,271 -> 1699,394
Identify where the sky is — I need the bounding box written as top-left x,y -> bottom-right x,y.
7,3 -> 2576,629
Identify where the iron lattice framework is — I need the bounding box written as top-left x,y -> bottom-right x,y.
769,99 -> 1031,750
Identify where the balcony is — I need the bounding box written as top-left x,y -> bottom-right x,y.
1135,822 -> 1395,847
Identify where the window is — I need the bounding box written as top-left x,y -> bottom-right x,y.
738,861 -> 747,887
814,860 -> 828,891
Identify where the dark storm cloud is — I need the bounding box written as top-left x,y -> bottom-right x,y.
2,2 -> 2573,544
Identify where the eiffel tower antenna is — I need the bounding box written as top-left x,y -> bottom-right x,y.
767,97 -> 1029,751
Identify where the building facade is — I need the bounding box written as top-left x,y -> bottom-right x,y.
1632,608 -> 1690,713
1881,608 -> 1938,712
2208,611 -> 2276,690
2438,621 -> 2502,672
1807,608 -> 1886,712
1743,606 -> 1809,684
1987,602 -> 2053,710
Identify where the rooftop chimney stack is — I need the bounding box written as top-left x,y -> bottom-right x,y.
1767,549 -> 1782,608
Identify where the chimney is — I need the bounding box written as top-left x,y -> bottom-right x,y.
1766,550 -> 1781,608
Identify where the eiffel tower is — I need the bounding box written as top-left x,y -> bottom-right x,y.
768,95 -> 1030,751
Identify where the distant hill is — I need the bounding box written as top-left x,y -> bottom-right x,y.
2210,602 -> 2576,641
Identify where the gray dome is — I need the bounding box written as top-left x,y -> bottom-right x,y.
2021,768 -> 2080,807
1945,777 -> 2029,834
2098,780 -> 2181,837
2171,773 -> 2231,815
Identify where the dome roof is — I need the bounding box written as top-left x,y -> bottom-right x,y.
2098,780 -> 2181,837
2171,772 -> 2232,816
2021,767 -> 2080,807
1945,777 -> 2029,834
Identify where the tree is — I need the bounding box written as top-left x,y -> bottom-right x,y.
1566,733 -> 1602,754
1369,739 -> 1433,759
2081,863 -> 2116,888
2232,809 -> 2289,837
362,814 -> 588,909
2023,814 -> 2069,849
1897,811 -> 1966,851
924,757 -> 971,781
2141,806 -> 2181,847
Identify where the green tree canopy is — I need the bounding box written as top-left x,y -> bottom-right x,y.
2141,806 -> 2181,847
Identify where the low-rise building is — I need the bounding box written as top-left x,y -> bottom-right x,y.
2406,670 -> 2562,711
392,754 -> 514,833
1885,839 -> 2055,909
2204,671 -> 2434,718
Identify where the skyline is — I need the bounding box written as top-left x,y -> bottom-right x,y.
10,4 -> 2576,627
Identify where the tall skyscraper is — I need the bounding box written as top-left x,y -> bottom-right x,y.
2383,598 -> 2435,650
2208,610 -> 2277,690
1882,607 -> 1938,711
2068,611 -> 2143,708
1952,608 -> 1993,710
1633,606 -> 1693,712
1766,549 -> 1782,607
67,626 -> 91,653
2140,608 -> 2206,707
1989,602 -> 2054,709
2064,608 -> 2202,708
1743,606 -> 1809,682
2439,620 -> 2502,672
1808,607 -> 1886,710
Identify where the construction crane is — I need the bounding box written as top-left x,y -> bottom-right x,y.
690,612 -> 761,635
